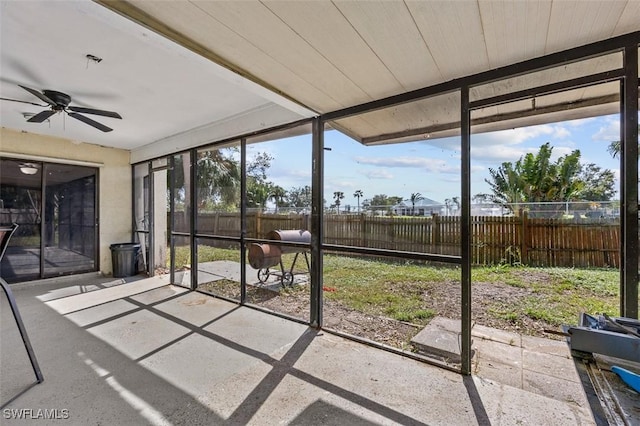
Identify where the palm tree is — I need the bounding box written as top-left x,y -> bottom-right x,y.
452,196 -> 460,213
607,126 -> 639,158
196,149 -> 240,208
353,190 -> 363,213
408,192 -> 424,216
269,185 -> 287,213
485,142 -> 584,217
333,191 -> 344,214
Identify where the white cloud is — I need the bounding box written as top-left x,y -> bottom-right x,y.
550,146 -> 574,159
362,169 -> 394,179
477,127 -> 535,145
441,175 -> 460,183
473,123 -> 571,146
285,169 -> 311,178
326,179 -> 358,191
471,143 -> 574,163
422,123 -> 573,152
417,128 -> 567,165
353,156 -> 458,173
566,117 -> 597,127
471,145 -> 532,162
592,117 -> 620,142
553,127 -> 570,139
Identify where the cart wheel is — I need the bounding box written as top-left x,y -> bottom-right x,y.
257,269 -> 270,283
282,272 -> 294,287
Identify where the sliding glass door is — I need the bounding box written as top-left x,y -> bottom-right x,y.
0,157 -> 98,283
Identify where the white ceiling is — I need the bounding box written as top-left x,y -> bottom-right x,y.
112,1 -> 638,109
0,1 -> 314,159
101,0 -> 640,146
1,1 -> 639,162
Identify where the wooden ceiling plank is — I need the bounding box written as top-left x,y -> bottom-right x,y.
128,0 -> 348,112
263,1 -> 404,101
546,1 -> 627,54
480,1 -> 551,69
333,1 -> 442,92
193,1 -> 371,105
614,1 -> 640,36
406,1 -> 490,81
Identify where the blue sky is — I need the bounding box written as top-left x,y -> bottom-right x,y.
248,114 -> 622,209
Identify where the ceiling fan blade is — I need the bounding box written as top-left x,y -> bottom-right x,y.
68,106 -> 122,119
0,97 -> 46,107
27,110 -> 56,123
19,85 -> 56,106
68,112 -> 113,132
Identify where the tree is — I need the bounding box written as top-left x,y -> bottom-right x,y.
485,142 -> 613,217
353,189 -> 364,213
578,163 -> 616,201
173,148 -> 241,212
452,196 -> 460,213
367,194 -> 402,214
389,195 -> 404,205
247,152 -> 273,181
247,180 -> 272,210
288,185 -> 312,211
608,141 -> 621,158
607,125 -> 639,158
269,185 -> 287,213
444,198 -> 451,215
333,191 -> 344,213
408,192 -> 424,216
370,194 -> 402,208
177,149 -> 278,212
196,149 -> 240,209
246,152 -> 274,210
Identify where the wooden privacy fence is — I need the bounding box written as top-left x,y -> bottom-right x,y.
184,211 -> 621,268
470,214 -> 620,268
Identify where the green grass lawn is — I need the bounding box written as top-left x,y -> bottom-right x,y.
472,266 -> 619,326
322,256 -> 454,323
173,246 -> 621,330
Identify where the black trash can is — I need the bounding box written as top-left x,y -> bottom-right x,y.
110,243 -> 141,278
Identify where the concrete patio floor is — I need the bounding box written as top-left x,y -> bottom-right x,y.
1,274 -> 596,425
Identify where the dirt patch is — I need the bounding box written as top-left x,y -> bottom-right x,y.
428,280 -> 553,336
198,276 -> 563,351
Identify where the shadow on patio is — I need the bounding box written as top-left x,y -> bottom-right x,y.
1,274 -> 594,425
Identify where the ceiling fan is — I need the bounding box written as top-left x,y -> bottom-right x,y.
0,85 -> 122,132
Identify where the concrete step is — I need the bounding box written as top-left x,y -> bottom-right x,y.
410,317 -> 473,363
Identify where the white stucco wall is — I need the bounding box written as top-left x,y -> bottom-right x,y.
1,128 -> 131,275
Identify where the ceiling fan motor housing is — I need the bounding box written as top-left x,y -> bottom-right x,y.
42,90 -> 71,109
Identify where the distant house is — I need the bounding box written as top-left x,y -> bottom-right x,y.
392,198 -> 444,216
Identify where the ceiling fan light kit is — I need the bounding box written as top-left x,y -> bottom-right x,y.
19,163 -> 39,175
1,85 -> 122,132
